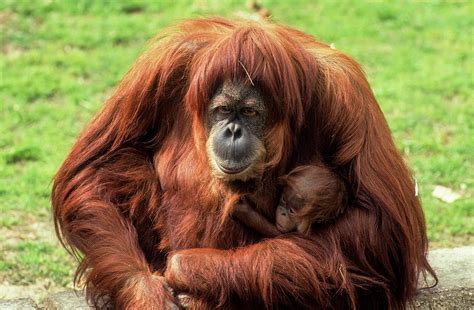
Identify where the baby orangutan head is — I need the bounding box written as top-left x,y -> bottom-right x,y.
276,165 -> 347,234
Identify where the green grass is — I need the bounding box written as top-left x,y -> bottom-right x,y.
0,0 -> 472,298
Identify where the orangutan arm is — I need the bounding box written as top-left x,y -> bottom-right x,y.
52,151 -> 180,309
164,208 -> 400,309
231,200 -> 281,238
164,234 -> 349,308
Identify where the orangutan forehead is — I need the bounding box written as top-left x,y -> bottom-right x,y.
219,81 -> 262,101
283,186 -> 305,208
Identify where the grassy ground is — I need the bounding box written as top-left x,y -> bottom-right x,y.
0,0 -> 472,301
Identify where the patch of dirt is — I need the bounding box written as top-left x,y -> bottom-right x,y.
0,215 -> 74,302
430,234 -> 474,249
0,11 -> 14,26
1,43 -> 24,59
0,279 -> 74,303
0,216 -> 57,248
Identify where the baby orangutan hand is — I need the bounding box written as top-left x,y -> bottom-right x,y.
229,195 -> 253,219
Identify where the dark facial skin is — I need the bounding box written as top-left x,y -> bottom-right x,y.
275,205 -> 297,233
206,81 -> 267,180
275,187 -> 304,233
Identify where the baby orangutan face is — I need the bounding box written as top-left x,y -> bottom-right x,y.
275,186 -> 305,233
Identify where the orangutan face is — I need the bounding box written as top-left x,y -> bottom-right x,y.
206,81 -> 268,181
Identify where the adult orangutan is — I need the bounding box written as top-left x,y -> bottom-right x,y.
52,17 -> 436,309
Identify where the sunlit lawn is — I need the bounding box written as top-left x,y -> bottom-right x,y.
0,0 -> 472,300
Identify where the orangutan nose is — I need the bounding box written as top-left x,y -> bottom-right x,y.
225,122 -> 242,140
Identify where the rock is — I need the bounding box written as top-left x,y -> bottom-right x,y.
0,246 -> 473,308
42,291 -> 92,310
412,246 -> 474,309
0,298 -> 37,309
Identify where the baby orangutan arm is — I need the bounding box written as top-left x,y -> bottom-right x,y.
231,198 -> 281,238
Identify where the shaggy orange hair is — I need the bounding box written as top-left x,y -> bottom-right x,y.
52,17 -> 436,309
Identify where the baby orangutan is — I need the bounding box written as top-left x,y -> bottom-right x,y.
231,165 -> 347,237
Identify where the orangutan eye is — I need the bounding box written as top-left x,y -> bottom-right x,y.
217,106 -> 232,115
241,107 -> 257,117
288,208 -> 295,215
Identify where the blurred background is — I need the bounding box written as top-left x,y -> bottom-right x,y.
0,0 -> 472,302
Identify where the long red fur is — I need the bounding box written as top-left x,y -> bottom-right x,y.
52,17 -> 436,309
